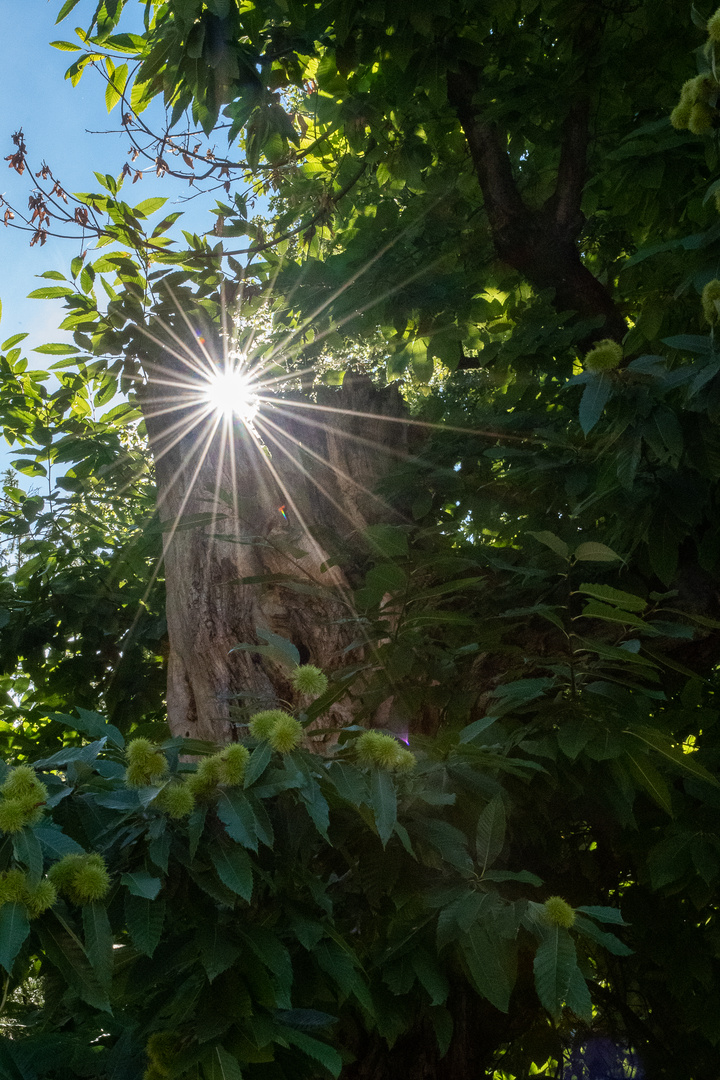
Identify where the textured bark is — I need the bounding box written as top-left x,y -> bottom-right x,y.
140,364 -> 409,743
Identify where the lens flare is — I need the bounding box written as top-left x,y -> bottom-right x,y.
203,365 -> 258,422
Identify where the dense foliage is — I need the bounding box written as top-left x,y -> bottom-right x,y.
2,0 -> 720,1078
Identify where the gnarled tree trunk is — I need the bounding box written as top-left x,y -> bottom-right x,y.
140,363 -> 409,743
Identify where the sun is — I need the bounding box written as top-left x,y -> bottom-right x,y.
202,364 -> 259,422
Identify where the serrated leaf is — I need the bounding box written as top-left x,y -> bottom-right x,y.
34,343 -> 81,356
204,1044 -> 244,1080
216,790 -> 258,850
83,902 -> 113,989
573,915 -> 633,956
121,870 -> 162,899
12,828 -> 43,885
243,743 -> 272,788
564,964 -> 593,1021
0,903 -> 30,973
49,708 -> 124,749
210,843 -> 253,902
626,725 -> 720,787
625,751 -> 673,814
38,921 -> 110,1010
575,542 -> 623,563
27,287 -> 75,300
476,794 -> 505,872
533,924 -> 576,1018
577,583 -> 646,612
238,925 -> 293,1008
34,826 -> 85,859
528,531 -> 569,558
124,894 -> 165,958
281,1028 -> 342,1077
579,374 -> 612,434
55,0 -> 82,22
461,923 -> 513,1012
575,905 -> 626,926
198,924 -> 241,982
370,769 -> 397,847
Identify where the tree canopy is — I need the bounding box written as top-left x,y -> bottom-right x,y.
0,1 -> 720,1078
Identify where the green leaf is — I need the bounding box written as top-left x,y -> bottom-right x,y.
370,768 -> 397,847
577,583 -> 647,612
34,826 -> 85,859
198,925 -> 241,982
564,964 -> 592,1021
50,40 -> 82,51
121,871 -> 162,899
575,905 -> 626,925
12,828 -> 43,884
244,742 -> 272,788
574,542 -> 623,563
124,894 -> 165,958
626,725 -> 720,787
528,531 -> 569,559
533,924 -> 576,1018
38,921 -> 110,1010
281,1029 -> 342,1078
133,198 -> 168,218
203,1044 -> 244,1080
49,708 -> 124,749
55,0 -> 82,22
578,374 -> 612,434
82,902 -> 113,989
625,751 -> 673,814
27,287 -> 75,299
573,915 -> 633,956
476,794 -> 505,872
216,790 -> 258,850
210,843 -> 253,902
0,903 -> 30,973
461,923 -> 513,1012
33,342 -> 82,355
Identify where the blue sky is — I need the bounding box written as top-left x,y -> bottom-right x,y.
0,0 -> 211,353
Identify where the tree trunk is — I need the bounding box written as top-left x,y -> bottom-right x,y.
140,361 -> 409,743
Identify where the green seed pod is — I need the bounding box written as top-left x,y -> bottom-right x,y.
291,664 -> 329,697
216,744 -> 250,786
583,339 -> 623,372
24,878 -> 57,919
17,794 -> 46,828
543,895 -> 576,928
392,746 -> 417,772
670,102 -> 692,130
248,709 -> 290,740
268,714 -> 303,754
187,755 -> 221,800
703,279 -> 720,324
689,101 -> 714,135
708,8 -> 720,42
69,854 -> 111,905
0,798 -> 31,834
2,765 -> 46,802
156,781 -> 196,819
146,1030 -> 180,1076
125,739 -> 169,787
49,852 -> 111,905
0,868 -> 28,905
355,730 -> 415,771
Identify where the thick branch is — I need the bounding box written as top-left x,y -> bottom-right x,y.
545,97 -> 591,234
447,65 -> 627,345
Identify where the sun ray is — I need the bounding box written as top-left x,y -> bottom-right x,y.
253,411 -> 398,532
